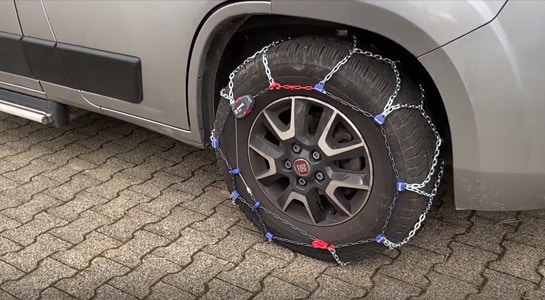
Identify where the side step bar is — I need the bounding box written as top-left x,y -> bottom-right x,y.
0,88 -> 69,127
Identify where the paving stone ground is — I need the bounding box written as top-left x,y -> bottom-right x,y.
0,111 -> 543,299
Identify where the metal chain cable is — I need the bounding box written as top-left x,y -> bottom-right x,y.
210,35 -> 444,265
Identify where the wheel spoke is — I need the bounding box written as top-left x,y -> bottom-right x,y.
249,135 -> 283,181
263,97 -> 296,141
316,112 -> 366,158
324,168 -> 370,217
278,189 -> 325,224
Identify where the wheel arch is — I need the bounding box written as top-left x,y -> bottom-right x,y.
187,1 -> 460,202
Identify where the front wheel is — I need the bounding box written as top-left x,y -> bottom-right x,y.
213,36 -> 442,263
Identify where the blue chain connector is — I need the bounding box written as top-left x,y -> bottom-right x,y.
374,114 -> 386,125
230,189 -> 240,202
229,168 -> 241,175
314,82 -> 326,93
375,233 -> 386,243
265,231 -> 274,241
396,180 -> 407,192
252,201 -> 261,212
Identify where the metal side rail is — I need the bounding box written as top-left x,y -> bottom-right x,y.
0,88 -> 69,127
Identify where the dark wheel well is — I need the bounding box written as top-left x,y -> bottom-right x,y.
204,14 -> 452,178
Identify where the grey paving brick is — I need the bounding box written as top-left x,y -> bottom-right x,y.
1,258 -> 76,300
0,176 -> 19,194
55,257 -> 129,300
77,130 -> 124,150
506,214 -> 545,249
364,274 -> 421,300
137,188 -> 193,218
148,281 -> 196,300
3,159 -> 57,183
252,240 -> 295,262
181,186 -> 230,216
45,174 -> 102,202
49,210 -> 113,244
191,202 -> 243,238
272,254 -> 330,291
0,160 -> 18,175
103,230 -> 170,268
4,148 -> 55,169
78,142 -> 127,165
81,157 -> 134,181
145,207 -> 206,241
474,210 -> 519,225
311,274 -> 367,299
153,142 -> 197,163
0,214 -> 21,233
153,227 -> 218,266
4,175 -> 60,202
2,212 -> 67,246
203,226 -> 262,263
379,244 -> 445,288
163,251 -> 233,295
111,127 -> 157,148
170,164 -> 221,196
456,215 -> 515,254
117,142 -> 164,165
85,173 -> 142,200
163,151 -> 213,180
41,144 -> 92,168
97,208 -> 159,242
434,241 -> 497,286
42,157 -> 96,183
200,278 -> 252,300
130,173 -> 184,199
1,233 -> 71,272
0,290 -> 17,300
92,189 -> 152,219
122,156 -> 174,181
48,191 -> 109,222
0,261 -> 24,285
324,254 -> 392,289
418,271 -> 479,300
40,132 -> 89,152
93,284 -> 138,300
409,219 -> 466,255
0,236 -> 21,256
254,276 -> 310,300
147,135 -> 177,150
40,287 -> 77,300
469,269 -> 536,299
109,255 -> 181,299
489,240 -> 545,283
2,193 -> 62,223
53,232 -> 122,270
218,248 -> 286,292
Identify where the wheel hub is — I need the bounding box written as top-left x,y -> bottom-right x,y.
248,96 -> 373,226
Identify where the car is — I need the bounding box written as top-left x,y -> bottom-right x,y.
1,0 -> 543,265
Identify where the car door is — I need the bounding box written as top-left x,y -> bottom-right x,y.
0,1 -> 45,98
39,0 -> 225,130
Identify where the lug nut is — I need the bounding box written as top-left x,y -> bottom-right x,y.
298,178 -> 307,186
312,151 -> 321,160
315,171 -> 324,181
292,144 -> 301,153
284,160 -> 292,169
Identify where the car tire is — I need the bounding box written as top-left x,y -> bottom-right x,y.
213,36 -> 436,262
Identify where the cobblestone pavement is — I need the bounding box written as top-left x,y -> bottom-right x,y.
0,111 -> 543,300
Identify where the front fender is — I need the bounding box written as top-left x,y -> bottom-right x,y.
271,0 -> 507,57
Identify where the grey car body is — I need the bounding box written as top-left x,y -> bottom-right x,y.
0,0 -> 543,211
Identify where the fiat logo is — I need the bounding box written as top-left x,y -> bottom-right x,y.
293,159 -> 311,176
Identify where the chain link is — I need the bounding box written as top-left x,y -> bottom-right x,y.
212,36 -> 444,265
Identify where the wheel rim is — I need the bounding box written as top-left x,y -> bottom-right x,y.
248,96 -> 374,226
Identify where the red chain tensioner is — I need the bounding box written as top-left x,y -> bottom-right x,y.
269,82 -> 314,91
312,239 -> 336,251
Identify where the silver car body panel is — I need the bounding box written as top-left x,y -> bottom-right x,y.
271,0 -> 507,56
420,0 -> 545,211
0,1 -> 22,34
14,0 -> 55,40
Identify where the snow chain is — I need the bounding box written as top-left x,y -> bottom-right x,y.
211,36 -> 444,266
